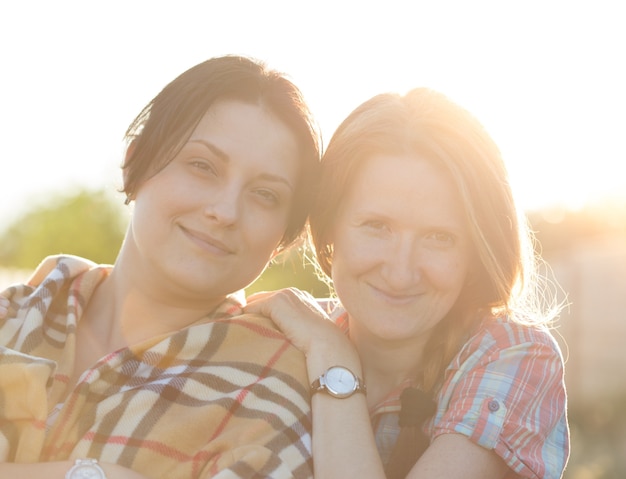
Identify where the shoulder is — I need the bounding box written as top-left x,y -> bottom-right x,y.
118,312 -> 313,478
445,316 -> 566,403
26,254 -> 99,285
185,312 -> 310,387
1,254 -> 109,325
456,316 -> 564,367
443,316 -> 566,406
433,316 -> 569,478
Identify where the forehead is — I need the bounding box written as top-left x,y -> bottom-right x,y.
189,99 -> 301,178
193,99 -> 291,146
342,153 -> 464,221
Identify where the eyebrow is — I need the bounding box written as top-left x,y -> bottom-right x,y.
190,139 -> 229,162
189,139 -> 294,192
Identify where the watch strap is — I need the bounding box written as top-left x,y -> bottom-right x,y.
310,366 -> 366,397
310,376 -> 324,392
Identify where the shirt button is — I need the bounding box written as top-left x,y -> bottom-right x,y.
488,399 -> 500,412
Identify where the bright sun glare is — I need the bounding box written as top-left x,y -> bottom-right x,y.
0,1 -> 624,226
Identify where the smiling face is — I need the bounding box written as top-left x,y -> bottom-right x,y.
125,99 -> 300,306
330,154 -> 472,348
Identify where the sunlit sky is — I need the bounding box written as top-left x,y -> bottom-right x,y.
1,0 -> 624,228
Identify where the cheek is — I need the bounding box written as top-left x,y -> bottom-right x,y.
137,170 -> 194,212
425,253 -> 470,292
333,231 -> 381,273
243,209 -> 290,250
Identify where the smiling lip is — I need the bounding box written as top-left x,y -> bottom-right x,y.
180,226 -> 234,256
369,284 -> 421,305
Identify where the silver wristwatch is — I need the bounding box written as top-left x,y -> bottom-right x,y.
311,365 -> 366,398
66,458 -> 108,479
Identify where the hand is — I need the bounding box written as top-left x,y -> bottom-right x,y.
245,288 -> 337,355
245,288 -> 362,382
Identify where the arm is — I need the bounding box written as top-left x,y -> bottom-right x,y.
0,461 -> 149,479
419,323 -> 569,479
245,289 -> 386,479
246,293 -> 567,479
245,291 -> 507,479
407,434 -> 508,478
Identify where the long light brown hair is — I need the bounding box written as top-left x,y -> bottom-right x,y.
310,88 -> 559,478
309,88 -> 562,476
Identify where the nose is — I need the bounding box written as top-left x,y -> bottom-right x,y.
380,237 -> 419,290
203,184 -> 240,226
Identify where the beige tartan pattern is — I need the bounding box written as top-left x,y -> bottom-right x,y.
0,255 -> 313,478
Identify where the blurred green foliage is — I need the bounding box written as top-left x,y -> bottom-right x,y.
247,246 -> 331,297
0,189 -> 128,269
0,188 -> 330,296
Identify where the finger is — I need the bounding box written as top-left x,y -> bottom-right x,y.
246,287 -> 300,304
243,298 -> 273,315
245,290 -> 274,303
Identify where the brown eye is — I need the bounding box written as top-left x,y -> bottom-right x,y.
427,231 -> 455,247
190,159 -> 217,175
254,188 -> 279,205
362,220 -> 391,233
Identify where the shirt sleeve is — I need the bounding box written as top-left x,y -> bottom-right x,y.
430,321 -> 569,479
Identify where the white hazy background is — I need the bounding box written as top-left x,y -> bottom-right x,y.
1,0 -> 624,228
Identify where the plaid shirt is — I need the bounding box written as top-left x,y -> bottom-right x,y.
0,255 -> 313,478
330,303 -> 569,479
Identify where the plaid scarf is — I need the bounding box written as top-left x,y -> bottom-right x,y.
0,255 -> 313,478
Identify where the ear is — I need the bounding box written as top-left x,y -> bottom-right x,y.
122,140 -> 138,202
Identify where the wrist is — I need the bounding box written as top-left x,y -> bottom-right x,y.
66,459 -> 108,479
306,338 -> 362,381
310,365 -> 366,399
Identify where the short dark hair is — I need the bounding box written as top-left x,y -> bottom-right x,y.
123,55 -> 321,249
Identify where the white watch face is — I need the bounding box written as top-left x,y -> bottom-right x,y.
324,366 -> 357,397
67,460 -> 107,479
70,465 -> 103,478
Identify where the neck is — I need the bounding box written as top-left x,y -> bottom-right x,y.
350,326 -> 427,408
84,256 -> 229,353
